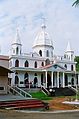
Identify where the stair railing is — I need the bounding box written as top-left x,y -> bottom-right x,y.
41,84 -> 50,95
68,85 -> 78,93
8,85 -> 32,98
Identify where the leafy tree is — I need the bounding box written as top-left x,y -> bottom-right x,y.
74,56 -> 79,71
73,0 -> 79,6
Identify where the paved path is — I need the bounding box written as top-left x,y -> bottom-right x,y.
0,110 -> 79,119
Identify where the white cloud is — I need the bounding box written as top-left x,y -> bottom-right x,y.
0,0 -> 79,56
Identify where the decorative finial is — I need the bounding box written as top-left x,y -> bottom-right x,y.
41,17 -> 46,29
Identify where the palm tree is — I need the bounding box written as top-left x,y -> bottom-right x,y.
73,0 -> 79,6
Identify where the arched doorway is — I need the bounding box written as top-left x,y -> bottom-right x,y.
15,76 -> 19,85
47,73 -> 51,88
71,78 -> 74,86
34,77 -> 38,88
24,72 -> 29,87
65,74 -> 68,86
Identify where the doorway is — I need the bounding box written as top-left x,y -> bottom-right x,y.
47,73 -> 51,88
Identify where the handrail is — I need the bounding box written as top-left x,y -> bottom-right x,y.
8,85 -> 32,98
68,86 -> 78,93
14,86 -> 32,98
41,85 -> 50,95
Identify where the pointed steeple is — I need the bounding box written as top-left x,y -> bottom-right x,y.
65,41 -> 74,61
13,28 -> 21,45
66,41 -> 71,52
11,28 -> 22,55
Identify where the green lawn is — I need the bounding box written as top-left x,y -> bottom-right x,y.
30,91 -> 53,100
30,91 -> 79,101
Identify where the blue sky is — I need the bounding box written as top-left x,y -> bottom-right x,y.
0,0 -> 79,56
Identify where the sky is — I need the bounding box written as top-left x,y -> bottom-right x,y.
0,0 -> 79,56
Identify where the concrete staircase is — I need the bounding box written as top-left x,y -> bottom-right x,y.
0,99 -> 49,110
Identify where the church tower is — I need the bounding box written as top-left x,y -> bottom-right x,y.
33,24 -> 54,58
11,29 -> 22,55
64,41 -> 74,61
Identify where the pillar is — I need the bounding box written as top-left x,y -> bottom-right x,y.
62,72 -> 65,88
57,72 -> 59,88
51,72 -> 53,88
45,71 -> 47,88
78,74 -> 79,86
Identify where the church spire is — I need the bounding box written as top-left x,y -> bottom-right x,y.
13,28 -> 21,45
11,28 -> 22,55
66,41 -> 71,52
65,41 -> 74,61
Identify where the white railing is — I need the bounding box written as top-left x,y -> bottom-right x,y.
68,86 -> 78,93
8,85 -> 32,98
41,85 -> 50,95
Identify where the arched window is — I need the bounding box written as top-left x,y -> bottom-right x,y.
46,50 -> 49,57
15,76 -> 19,85
34,73 -> 37,76
41,62 -> 44,66
16,47 -> 19,54
39,50 -> 42,56
15,59 -> 19,67
34,61 -> 37,68
64,64 -> 67,69
25,60 -> 29,67
71,65 -> 73,71
24,72 -> 29,79
45,59 -> 50,66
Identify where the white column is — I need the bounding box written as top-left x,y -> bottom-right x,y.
57,72 -> 59,88
51,72 -> 53,88
45,71 -> 47,88
29,78 -> 30,89
78,74 -> 79,86
62,72 -> 65,88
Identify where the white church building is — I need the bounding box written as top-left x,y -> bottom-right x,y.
9,24 -> 79,90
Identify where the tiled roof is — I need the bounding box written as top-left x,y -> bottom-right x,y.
0,55 -> 9,60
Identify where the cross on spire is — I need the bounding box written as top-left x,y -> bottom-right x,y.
41,17 -> 46,29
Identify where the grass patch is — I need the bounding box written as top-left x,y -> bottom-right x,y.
30,91 -> 53,100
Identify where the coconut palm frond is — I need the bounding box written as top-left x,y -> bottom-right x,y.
72,0 -> 79,6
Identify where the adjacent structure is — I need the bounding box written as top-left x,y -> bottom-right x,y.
0,55 -> 12,94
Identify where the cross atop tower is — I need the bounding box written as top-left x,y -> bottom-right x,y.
41,17 -> 46,29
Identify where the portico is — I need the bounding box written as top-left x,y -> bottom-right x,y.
42,64 -> 66,89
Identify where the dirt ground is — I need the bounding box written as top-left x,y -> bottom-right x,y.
49,97 -> 79,110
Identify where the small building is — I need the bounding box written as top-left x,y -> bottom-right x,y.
0,66 -> 12,94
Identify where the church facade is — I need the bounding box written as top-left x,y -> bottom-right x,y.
9,24 -> 79,89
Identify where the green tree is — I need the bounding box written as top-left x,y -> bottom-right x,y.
73,0 -> 79,6
74,56 -> 79,71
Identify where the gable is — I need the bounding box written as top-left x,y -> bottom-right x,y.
42,64 -> 65,72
